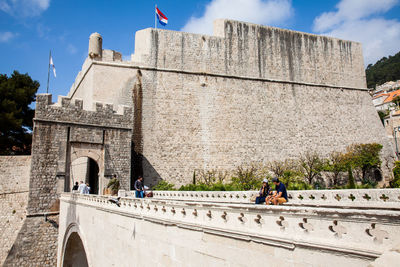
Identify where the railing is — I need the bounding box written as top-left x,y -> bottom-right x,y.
61,193 -> 400,260
119,189 -> 400,209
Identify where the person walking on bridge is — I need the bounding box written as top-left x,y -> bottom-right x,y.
134,177 -> 144,198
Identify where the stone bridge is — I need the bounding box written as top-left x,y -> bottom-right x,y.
58,189 -> 400,267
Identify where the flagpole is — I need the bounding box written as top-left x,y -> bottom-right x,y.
46,50 -> 51,94
155,4 -> 157,29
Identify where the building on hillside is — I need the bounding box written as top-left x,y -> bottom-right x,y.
374,89 -> 400,111
372,80 -> 400,111
384,109 -> 400,156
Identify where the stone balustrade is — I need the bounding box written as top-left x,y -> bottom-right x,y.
120,189 -> 400,209
61,192 -> 400,265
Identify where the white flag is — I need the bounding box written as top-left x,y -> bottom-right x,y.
50,56 -> 56,77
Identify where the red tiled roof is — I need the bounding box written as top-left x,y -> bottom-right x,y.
373,93 -> 389,99
383,89 -> 400,103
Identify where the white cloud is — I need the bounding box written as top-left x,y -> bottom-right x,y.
0,0 -> 50,17
67,44 -> 77,55
313,0 -> 400,65
181,0 -> 293,35
0,31 -> 17,42
313,0 -> 397,32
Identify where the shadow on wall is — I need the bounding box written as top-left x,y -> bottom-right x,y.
131,146 -> 162,189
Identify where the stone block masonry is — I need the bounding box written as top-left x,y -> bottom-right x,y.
1,94 -> 133,266
29,94 -> 133,214
66,19 -> 395,186
3,215 -> 59,266
129,20 -> 395,186
0,156 -> 31,266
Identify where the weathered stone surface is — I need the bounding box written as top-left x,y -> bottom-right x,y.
0,156 -> 30,266
68,19 -> 395,187
3,215 -> 59,267
58,193 -> 400,267
1,94 -> 133,266
29,94 -> 133,214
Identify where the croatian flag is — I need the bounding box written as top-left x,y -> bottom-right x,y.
155,6 -> 168,26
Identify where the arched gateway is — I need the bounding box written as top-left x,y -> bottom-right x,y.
62,232 -> 89,267
27,94 -> 133,214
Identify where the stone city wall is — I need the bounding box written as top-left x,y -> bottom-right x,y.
128,20 -> 394,186
3,215 -> 59,267
137,70 -> 394,186
29,93 -> 133,214
63,20 -> 394,187
133,19 -> 366,88
2,94 -> 133,266
0,156 -> 31,266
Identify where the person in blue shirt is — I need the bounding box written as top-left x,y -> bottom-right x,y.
266,177 -> 288,205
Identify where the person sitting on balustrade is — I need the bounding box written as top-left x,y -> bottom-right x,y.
255,179 -> 270,204
266,177 -> 288,205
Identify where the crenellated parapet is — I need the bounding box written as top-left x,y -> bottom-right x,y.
29,94 -> 133,215
35,94 -> 132,129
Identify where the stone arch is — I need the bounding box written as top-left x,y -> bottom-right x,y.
69,143 -> 105,194
61,224 -> 91,267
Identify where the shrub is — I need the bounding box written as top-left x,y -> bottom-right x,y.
153,180 -> 176,191
347,167 -> 356,189
107,178 -> 120,191
299,151 -> 325,185
391,161 -> 400,188
324,151 -> 347,187
230,165 -> 263,190
280,169 -> 304,189
344,143 -> 383,183
268,159 -> 297,178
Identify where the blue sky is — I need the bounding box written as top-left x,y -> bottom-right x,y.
1,0 -> 400,98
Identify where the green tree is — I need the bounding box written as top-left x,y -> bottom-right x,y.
377,110 -> 389,125
153,180 -> 176,190
299,151 -> 325,185
324,152 -> 347,187
391,161 -> 400,188
344,143 -> 383,184
366,51 -> 400,88
393,96 -> 400,108
0,71 -> 39,155
347,166 -> 356,189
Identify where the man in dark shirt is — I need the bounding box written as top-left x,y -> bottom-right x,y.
72,182 -> 79,191
134,177 -> 144,198
268,177 -> 288,205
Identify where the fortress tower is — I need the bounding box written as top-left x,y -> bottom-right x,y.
68,19 -> 395,187
0,19 -> 396,267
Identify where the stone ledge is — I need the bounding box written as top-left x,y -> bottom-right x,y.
61,193 -> 400,261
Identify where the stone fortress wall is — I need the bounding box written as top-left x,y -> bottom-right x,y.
66,19 -> 395,187
0,156 -> 31,266
132,20 -> 395,186
0,19 -> 398,266
1,94 -> 133,266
